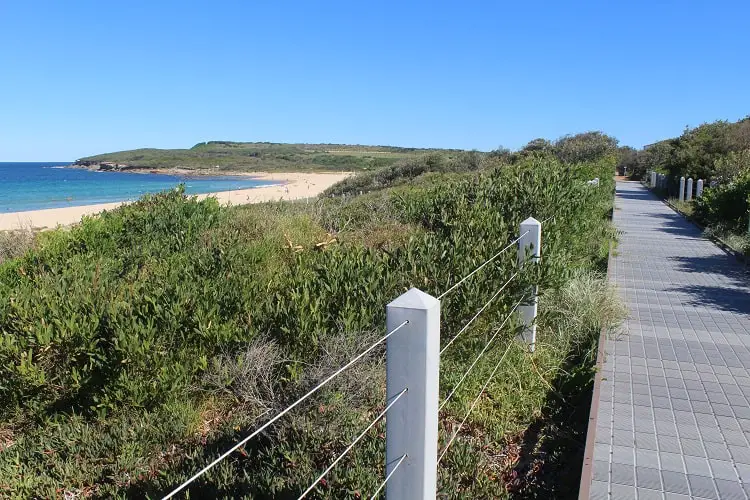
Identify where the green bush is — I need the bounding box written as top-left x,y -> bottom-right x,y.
712,149 -> 750,184
553,132 -> 619,164
637,116 -> 750,182
694,170 -> 750,232
323,151 -> 492,197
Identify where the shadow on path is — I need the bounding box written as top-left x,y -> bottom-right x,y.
669,254 -> 750,288
670,284 -> 750,316
637,213 -> 703,238
615,191 -> 660,201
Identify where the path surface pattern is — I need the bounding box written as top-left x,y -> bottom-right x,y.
586,182 -> 750,499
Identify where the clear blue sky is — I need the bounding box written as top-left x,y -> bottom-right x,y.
2,0 -> 749,161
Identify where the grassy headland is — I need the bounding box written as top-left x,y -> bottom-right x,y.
1,135 -> 623,498
75,141 -> 461,173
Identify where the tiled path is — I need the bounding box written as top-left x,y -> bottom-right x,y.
582,181 -> 750,499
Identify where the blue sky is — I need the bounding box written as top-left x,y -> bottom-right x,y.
1,0 -> 749,161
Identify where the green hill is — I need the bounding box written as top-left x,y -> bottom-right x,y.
75,141 -> 458,173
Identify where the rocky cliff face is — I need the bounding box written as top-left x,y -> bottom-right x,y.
72,161 -> 132,171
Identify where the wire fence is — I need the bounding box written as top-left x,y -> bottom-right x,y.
298,388 -> 408,499
162,216 -> 546,500
439,295 -> 526,412
369,453 -> 407,499
439,271 -> 519,355
162,321 -> 409,499
437,231 -> 528,300
438,341 -> 514,464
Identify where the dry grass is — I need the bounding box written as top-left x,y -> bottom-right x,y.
199,338 -> 283,411
0,223 -> 36,264
298,329 -> 386,408
0,426 -> 13,453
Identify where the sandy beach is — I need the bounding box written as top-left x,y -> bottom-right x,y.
0,172 -> 350,231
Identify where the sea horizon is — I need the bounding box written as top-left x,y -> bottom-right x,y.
0,162 -> 279,212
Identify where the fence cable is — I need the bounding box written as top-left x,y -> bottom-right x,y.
440,271 -> 519,355
438,341 -> 513,464
541,215 -> 555,224
369,453 -> 407,500
298,388 -> 408,499
162,320 -> 410,500
439,295 -> 525,411
437,231 -> 528,300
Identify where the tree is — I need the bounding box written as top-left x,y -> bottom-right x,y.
520,138 -> 552,155
553,132 -> 619,164
616,146 -> 638,177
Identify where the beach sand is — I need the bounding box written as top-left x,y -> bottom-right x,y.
0,172 -> 350,231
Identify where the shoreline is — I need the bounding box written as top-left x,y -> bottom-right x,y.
0,171 -> 350,231
66,164 -> 266,177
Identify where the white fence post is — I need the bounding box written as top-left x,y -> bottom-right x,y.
651,171 -> 656,188
686,178 -> 693,201
679,176 -> 685,202
518,217 -> 541,352
386,288 -> 439,500
697,179 -> 704,198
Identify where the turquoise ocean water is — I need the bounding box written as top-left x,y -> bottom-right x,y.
0,162 -> 280,212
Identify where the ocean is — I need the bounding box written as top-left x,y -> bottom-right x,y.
0,162 -> 280,212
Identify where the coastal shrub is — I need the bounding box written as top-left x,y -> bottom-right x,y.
553,131 -> 619,164
712,149 -> 750,185
635,116 -> 750,182
323,151 -> 492,197
0,150 -> 619,497
693,170 -> 750,232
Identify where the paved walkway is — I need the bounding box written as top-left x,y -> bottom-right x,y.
583,181 -> 750,499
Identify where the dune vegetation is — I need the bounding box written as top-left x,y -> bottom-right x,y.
1,134 -> 624,498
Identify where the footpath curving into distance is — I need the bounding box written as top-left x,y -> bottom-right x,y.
581,181 -> 750,499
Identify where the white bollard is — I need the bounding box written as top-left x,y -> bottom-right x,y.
518,217 -> 541,352
679,177 -> 685,202
697,179 -> 704,198
386,288 -> 439,500
686,178 -> 693,201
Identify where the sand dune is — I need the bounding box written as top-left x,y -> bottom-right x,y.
0,172 -> 350,231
